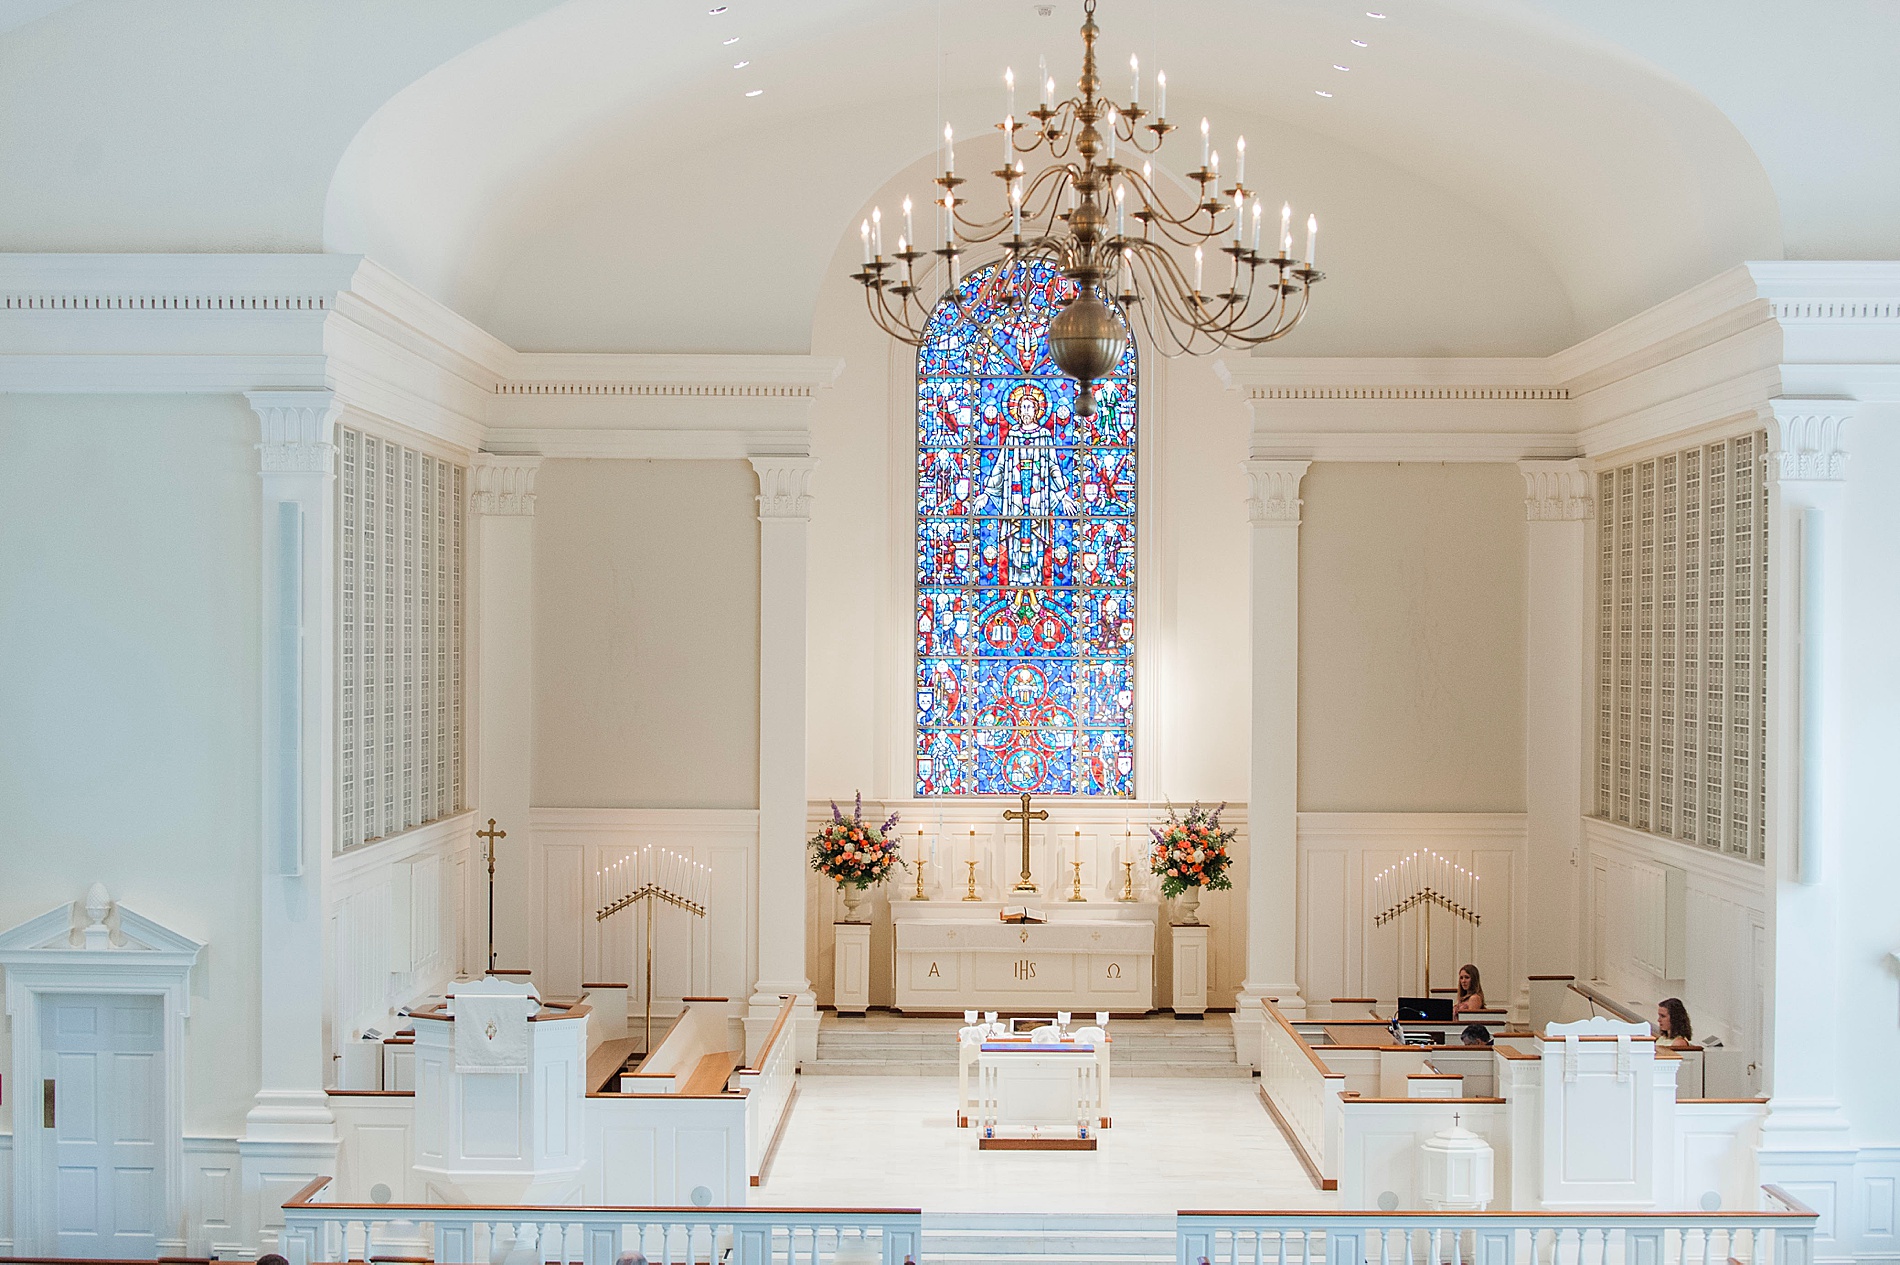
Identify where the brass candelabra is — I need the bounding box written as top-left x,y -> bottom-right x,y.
848,0 -> 1325,415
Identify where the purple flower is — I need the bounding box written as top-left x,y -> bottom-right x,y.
883,811 -> 901,834
830,800 -> 844,824
854,790 -> 863,826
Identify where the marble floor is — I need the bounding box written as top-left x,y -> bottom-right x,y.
753,1074 -> 1336,1213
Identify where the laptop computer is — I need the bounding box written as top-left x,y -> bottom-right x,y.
1397,995 -> 1455,1022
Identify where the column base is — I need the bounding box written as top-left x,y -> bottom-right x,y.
745,984 -> 817,1065
239,1093 -> 339,1256
1232,983 -> 1305,1070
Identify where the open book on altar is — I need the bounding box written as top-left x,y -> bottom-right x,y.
999,906 -> 1048,924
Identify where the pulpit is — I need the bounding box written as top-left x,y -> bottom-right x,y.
409,979 -> 588,1203
890,901 -> 1158,1012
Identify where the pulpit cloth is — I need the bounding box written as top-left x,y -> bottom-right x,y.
453,993 -> 535,1074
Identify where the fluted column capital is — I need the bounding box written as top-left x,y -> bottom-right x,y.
1244,459 -> 1312,526
750,454 -> 818,521
1765,398 -> 1853,484
1518,457 -> 1595,521
471,453 -> 543,516
247,390 -> 341,476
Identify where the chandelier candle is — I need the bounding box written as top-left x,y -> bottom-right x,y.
847,0 -> 1324,412
1306,214 -> 1319,266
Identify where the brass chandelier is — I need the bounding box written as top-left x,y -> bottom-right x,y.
850,0 -> 1326,416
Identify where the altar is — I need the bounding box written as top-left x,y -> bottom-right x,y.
890,901 -> 1159,1012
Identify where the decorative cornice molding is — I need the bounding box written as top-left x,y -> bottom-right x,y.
750,455 -> 818,521
483,427 -> 812,460
470,454 -> 543,516
1243,385 -> 1569,402
497,381 -> 822,399
1764,399 -> 1852,484
247,389 -> 341,476
1244,459 -> 1311,525
1518,458 -> 1596,521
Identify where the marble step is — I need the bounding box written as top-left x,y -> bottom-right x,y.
920,1213 -> 1176,1265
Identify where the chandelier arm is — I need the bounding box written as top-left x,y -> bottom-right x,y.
863,284 -> 926,346
1225,279 -> 1316,345
1124,241 -> 1212,349
1130,251 -> 1204,359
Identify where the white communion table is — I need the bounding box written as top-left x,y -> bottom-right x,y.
890,901 -> 1159,1013
975,1042 -> 1101,1149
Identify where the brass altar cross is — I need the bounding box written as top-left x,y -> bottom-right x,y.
476,817 -> 508,973
1003,793 -> 1047,894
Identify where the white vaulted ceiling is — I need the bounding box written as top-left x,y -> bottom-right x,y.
0,0 -> 1894,356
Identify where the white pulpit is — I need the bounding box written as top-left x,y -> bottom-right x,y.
891,901 -> 1158,1013
975,1042 -> 1100,1148
409,980 -> 588,1203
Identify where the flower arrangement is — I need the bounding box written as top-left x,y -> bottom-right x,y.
1149,802 -> 1236,898
809,793 -> 906,890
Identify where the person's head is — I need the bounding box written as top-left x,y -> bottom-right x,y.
1658,997 -> 1692,1041
1460,1024 -> 1494,1047
1458,964 -> 1482,997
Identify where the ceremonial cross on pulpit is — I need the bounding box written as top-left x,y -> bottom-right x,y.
476,817 -> 508,973
1004,793 -> 1047,894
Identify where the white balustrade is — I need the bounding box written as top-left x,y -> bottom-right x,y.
1178,1187 -> 1816,1265
739,995 -> 799,1183
282,1178 -> 922,1265
1257,998 -> 1347,1183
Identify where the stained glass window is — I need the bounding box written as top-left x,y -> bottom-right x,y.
915,259 -> 1137,797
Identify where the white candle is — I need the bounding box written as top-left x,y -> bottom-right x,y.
1011,180 -> 1022,238
1200,116 -> 1210,168
943,123 -> 954,176
1235,135 -> 1246,186
1130,54 -> 1139,105
872,206 -> 883,257
1004,113 -> 1014,166
1233,192 -> 1244,243
902,196 -> 913,247
1005,66 -> 1015,120
1279,202 -> 1291,256
860,219 -> 870,264
1209,148 -> 1219,192
1106,107 -> 1117,162
1156,70 -> 1166,117
1193,245 -> 1203,292
1251,198 -> 1262,252
1038,54 -> 1049,108
1115,183 -> 1125,238
1306,213 -> 1318,266
1046,76 -> 1056,108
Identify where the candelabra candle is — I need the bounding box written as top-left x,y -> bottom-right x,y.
1038,54 -> 1049,107
1279,202 -> 1291,255
902,196 -> 913,246
1003,113 -> 1014,166
859,219 -> 869,265
1233,192 -> 1244,244
943,123 -> 954,176
1106,107 -> 1117,162
1200,116 -> 1210,168
871,206 -> 883,257
1306,214 -> 1319,266
1156,69 -> 1167,118
1005,66 -> 1015,119
1129,54 -> 1139,105
1115,183 -> 1125,238
1235,135 -> 1246,185
1193,245 -> 1203,293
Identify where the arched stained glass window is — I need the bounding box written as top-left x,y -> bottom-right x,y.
915,258 -> 1137,797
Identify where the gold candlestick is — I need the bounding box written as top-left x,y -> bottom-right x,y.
912,829 -> 929,899
1119,860 -> 1137,902
1069,859 -> 1087,902
963,859 -> 981,901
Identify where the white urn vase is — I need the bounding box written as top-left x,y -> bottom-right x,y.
839,883 -> 869,923
1175,886 -> 1203,924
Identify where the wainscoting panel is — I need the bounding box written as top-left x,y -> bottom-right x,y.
1297,813 -> 1529,1010
531,809 -> 760,1010
328,814 -> 474,1059
1582,818 -> 1767,1088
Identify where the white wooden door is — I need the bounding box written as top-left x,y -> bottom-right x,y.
39,993 -> 164,1259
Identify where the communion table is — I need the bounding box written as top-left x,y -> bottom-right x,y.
890,901 -> 1159,1013
974,1041 -> 1100,1149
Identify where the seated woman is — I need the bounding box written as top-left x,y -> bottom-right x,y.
1657,997 -> 1695,1049
1452,963 -> 1486,1015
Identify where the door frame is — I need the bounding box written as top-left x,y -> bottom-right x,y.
0,895 -> 204,1256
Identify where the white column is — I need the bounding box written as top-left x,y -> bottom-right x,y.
471,455 -> 542,974
239,390 -> 341,1250
1518,460 -> 1594,1015
746,456 -> 820,1063
1759,401 -> 1853,1159
1233,459 -> 1310,1068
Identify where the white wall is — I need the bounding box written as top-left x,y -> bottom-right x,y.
532,458 -> 760,810
0,393 -> 261,1138
1298,462 -> 1529,813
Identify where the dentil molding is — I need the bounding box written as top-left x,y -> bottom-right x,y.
248,390 -> 341,475
470,453 -> 543,515
1765,399 -> 1852,483
1244,459 -> 1311,525
1518,458 -> 1596,521
750,455 -> 818,521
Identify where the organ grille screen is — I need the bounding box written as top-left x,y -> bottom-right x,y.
1594,433 -> 1767,861
338,427 -> 467,850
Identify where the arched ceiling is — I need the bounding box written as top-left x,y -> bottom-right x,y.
325,0 -> 1780,354
5,1 -> 1896,356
